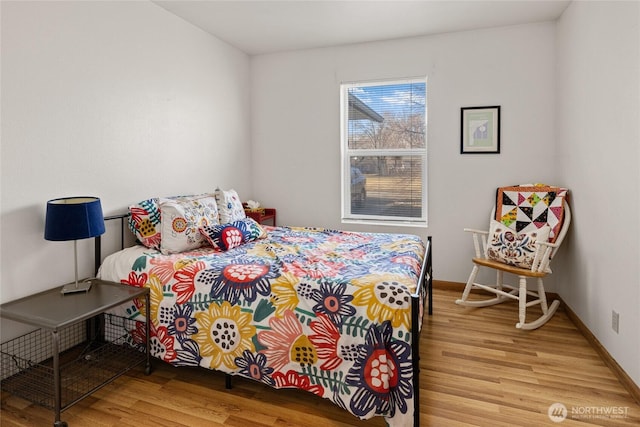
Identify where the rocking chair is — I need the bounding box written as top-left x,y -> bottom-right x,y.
456,184 -> 571,330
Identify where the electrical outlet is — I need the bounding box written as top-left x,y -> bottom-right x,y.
612,310 -> 619,334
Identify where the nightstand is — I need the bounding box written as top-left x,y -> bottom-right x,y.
245,207 -> 277,226
0,279 -> 151,427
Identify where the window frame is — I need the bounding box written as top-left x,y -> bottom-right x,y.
340,78 -> 428,227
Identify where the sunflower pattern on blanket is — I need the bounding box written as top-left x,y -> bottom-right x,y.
113,226 -> 425,426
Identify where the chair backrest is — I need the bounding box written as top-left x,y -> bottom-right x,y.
493,184 -> 571,259
550,200 -> 571,254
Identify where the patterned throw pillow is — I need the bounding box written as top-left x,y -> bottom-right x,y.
215,188 -> 246,224
159,195 -> 220,254
128,197 -> 163,250
128,193 -> 217,250
200,218 -> 266,251
486,220 -> 550,270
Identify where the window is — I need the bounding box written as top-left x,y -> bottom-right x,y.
341,78 -> 427,226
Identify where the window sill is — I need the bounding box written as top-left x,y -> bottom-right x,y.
341,218 -> 428,228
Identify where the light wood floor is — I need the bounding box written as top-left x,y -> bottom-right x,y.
2,286 -> 639,426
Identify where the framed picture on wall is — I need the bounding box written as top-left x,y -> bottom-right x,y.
460,106 -> 500,154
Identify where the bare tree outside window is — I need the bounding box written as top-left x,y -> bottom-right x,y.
342,79 -> 427,225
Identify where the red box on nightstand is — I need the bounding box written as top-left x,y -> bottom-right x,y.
244,207 -> 276,226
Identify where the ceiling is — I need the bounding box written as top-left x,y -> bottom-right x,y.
153,0 -> 571,55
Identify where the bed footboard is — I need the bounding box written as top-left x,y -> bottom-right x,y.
411,235 -> 432,427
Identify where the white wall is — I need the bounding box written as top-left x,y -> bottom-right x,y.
251,22 -> 559,284
556,0 -> 640,387
0,1 -> 251,311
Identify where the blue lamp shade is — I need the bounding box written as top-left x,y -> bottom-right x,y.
44,197 -> 105,241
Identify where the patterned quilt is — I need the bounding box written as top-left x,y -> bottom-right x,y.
495,184 -> 569,243
99,225 -> 426,426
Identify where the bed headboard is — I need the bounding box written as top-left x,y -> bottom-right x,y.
94,213 -> 130,275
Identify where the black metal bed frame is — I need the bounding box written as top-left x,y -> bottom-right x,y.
95,213 -> 433,426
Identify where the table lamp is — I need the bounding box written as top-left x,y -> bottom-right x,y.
44,197 -> 105,294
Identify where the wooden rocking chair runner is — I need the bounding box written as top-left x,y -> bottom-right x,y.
456,185 -> 571,330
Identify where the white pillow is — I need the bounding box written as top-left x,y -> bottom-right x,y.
486,220 -> 550,270
159,195 -> 219,254
215,188 -> 246,224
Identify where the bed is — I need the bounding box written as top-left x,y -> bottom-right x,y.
95,193 -> 432,427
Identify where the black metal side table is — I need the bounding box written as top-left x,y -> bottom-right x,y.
0,279 -> 151,427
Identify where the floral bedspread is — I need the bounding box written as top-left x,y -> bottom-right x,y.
99,226 -> 426,426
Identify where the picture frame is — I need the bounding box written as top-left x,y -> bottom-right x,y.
460,106 -> 500,154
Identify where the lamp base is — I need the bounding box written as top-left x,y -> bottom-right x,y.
61,280 -> 92,294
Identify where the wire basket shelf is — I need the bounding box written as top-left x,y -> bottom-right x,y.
1,313 -> 146,410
